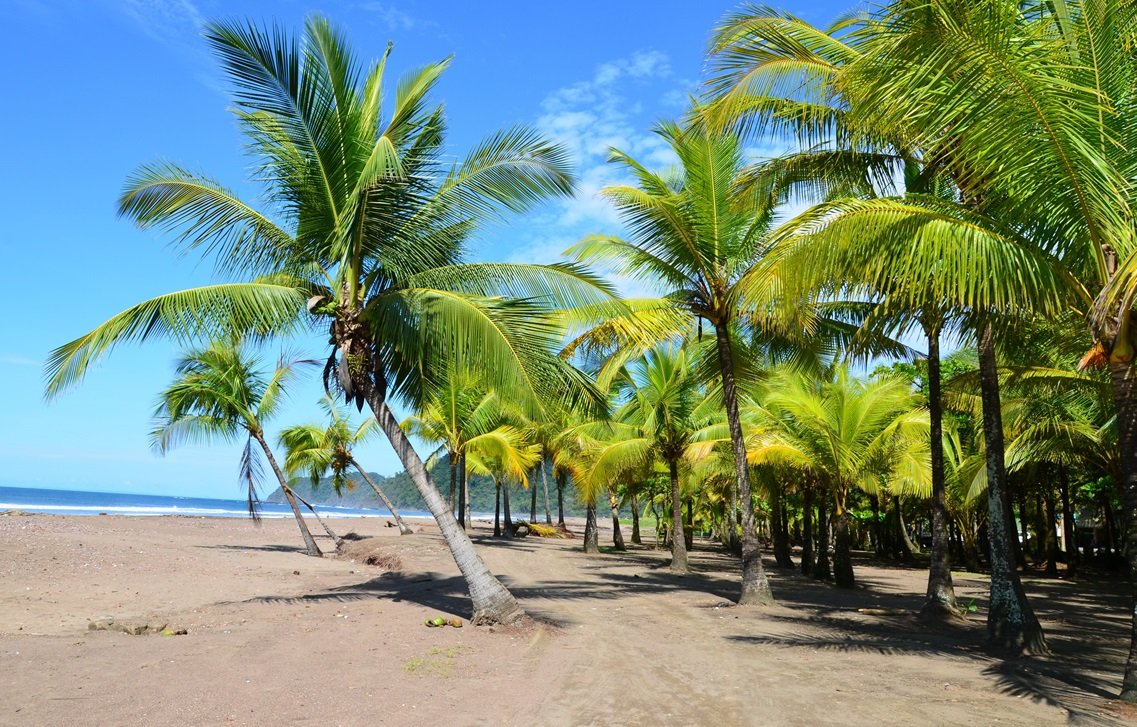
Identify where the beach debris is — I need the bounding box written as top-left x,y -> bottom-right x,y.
293,570 -> 301,575
446,617 -> 463,628
87,619 -> 187,636
423,615 -> 463,628
425,617 -> 447,627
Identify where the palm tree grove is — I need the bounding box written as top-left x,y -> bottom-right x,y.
12,1 -> 1137,723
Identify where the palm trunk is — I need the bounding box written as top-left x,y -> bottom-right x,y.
668,458 -> 688,573
1109,355 -> 1137,700
771,479 -> 793,569
870,495 -> 884,557
609,487 -> 626,551
250,431 -> 321,558
1060,466 -> 1078,577
351,461 -> 412,535
813,493 -> 830,581
556,469 -> 567,529
530,467 -> 539,523
502,480 -> 513,533
898,499 -> 920,559
583,502 -> 599,553
714,325 -> 773,605
922,320 -> 958,616
449,456 -> 458,514
540,452 -> 553,524
630,491 -> 642,545
833,489 -> 855,589
801,487 -> 814,576
290,490 -> 341,544
977,321 -> 1046,653
494,478 -> 502,537
369,397 -> 522,625
1044,489 -> 1058,576
457,452 -> 467,529
462,454 -> 472,529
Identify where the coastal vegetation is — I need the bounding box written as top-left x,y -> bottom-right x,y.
41,0 -> 1137,705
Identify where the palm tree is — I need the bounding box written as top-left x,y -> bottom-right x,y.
280,395 -> 413,535
746,365 -> 930,588
566,120 -> 883,604
44,17 -> 614,624
464,425 -> 540,537
150,339 -> 322,557
703,3 -> 1074,648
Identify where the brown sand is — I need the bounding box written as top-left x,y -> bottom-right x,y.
1,512 -> 1134,726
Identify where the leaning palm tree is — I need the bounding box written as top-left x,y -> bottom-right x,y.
151,339 -> 323,557
280,395 -> 413,535
44,17 -> 613,624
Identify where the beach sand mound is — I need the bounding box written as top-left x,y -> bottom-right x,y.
335,536 -> 403,570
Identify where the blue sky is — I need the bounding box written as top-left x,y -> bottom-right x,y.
2,0 -> 851,499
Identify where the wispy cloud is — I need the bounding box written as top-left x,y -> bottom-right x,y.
355,2 -> 428,32
118,0 -> 204,42
0,354 -> 40,367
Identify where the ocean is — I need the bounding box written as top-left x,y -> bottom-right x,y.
0,485 -> 426,519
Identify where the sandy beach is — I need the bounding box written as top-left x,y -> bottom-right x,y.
1,512 -> 1134,726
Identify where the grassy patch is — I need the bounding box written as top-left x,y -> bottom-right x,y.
403,644 -> 465,677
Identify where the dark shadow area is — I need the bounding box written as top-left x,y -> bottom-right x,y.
198,543 -> 316,555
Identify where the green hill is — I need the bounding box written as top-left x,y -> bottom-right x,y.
264,456 -> 590,517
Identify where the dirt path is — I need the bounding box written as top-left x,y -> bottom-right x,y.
2,514 -> 1134,726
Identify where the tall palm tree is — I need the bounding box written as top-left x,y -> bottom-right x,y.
746,365 -> 930,587
280,395 -> 413,535
565,120 -> 887,604
44,17 -> 614,624
464,425 -> 540,537
150,339 -> 323,557
703,3 -> 1076,648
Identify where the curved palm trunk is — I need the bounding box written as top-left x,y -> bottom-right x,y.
502,481 -> 514,533
609,487 -> 626,551
351,461 -> 413,535
922,322 -> 958,617
250,431 -> 321,558
583,502 -> 599,553
668,459 -> 688,572
978,322 -> 1047,653
290,490 -> 341,544
714,326 -> 773,605
369,398 -> 523,625
630,491 -> 642,545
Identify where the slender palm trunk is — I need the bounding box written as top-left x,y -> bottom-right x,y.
897,499 -> 920,559
530,467 -> 539,523
668,458 -> 688,573
502,480 -> 513,533
457,452 -> 467,529
290,490 -> 341,544
833,489 -> 855,589
630,491 -> 642,545
351,461 -> 412,535
449,456 -> 458,514
977,322 -> 1046,653
1109,355 -> 1137,700
462,454 -> 472,529
609,487 -> 626,551
250,431 -> 321,558
583,502 -> 599,553
870,495 -> 884,557
801,487 -> 814,576
494,478 -> 502,537
556,470 -> 567,529
1044,490 -> 1058,576
368,397 -> 522,625
714,325 -> 773,605
1060,466 -> 1078,577
771,479 -> 793,569
922,321 -> 958,616
540,452 -> 553,524
813,494 -> 830,581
